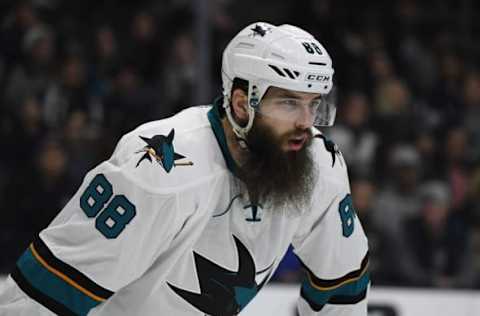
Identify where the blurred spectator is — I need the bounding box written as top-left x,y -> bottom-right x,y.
428,51 -> 465,129
373,78 -> 416,142
460,168 -> 480,227
4,25 -> 55,112
443,127 -> 471,210
414,129 -> 443,180
398,181 -> 475,288
367,49 -> 396,96
161,32 -> 197,114
63,110 -> 102,187
457,168 -> 480,287
0,2 -> 40,75
89,25 -> 120,99
372,78 -> 419,178
462,70 -> 480,161
1,95 -> 47,171
371,144 -> 422,239
102,64 -> 160,139
43,54 -> 92,129
123,10 -> 162,82
0,51 -> 5,89
326,91 -> 378,178
351,178 -> 397,285
1,136 -> 75,273
398,34 -> 436,96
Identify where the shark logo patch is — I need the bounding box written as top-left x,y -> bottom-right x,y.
135,129 -> 193,173
249,24 -> 271,37
168,235 -> 275,315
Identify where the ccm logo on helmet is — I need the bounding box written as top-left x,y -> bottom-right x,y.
306,73 -> 331,82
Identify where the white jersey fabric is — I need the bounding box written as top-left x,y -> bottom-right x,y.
0,100 -> 369,316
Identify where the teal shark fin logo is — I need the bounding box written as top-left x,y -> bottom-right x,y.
135,129 -> 193,173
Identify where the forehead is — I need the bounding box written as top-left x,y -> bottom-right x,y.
263,86 -> 322,100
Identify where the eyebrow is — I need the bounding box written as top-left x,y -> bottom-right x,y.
276,91 -> 323,101
276,91 -> 303,99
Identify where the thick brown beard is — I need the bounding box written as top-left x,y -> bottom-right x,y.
236,118 -> 317,214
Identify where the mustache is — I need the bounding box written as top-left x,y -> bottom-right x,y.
284,128 -> 313,139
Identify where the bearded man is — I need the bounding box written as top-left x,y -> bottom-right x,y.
0,22 -> 369,316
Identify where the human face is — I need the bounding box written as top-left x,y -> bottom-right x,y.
257,87 -> 322,152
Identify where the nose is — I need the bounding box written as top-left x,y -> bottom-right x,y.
295,105 -> 315,129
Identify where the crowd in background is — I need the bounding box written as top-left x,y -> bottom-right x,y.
0,0 -> 479,289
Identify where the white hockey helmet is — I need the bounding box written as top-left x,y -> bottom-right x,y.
222,22 -> 336,139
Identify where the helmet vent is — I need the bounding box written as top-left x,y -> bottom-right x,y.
283,68 -> 296,79
309,62 -> 327,66
235,42 -> 255,49
268,64 -> 286,77
268,65 -> 300,79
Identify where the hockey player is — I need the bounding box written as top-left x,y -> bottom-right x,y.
0,22 -> 369,315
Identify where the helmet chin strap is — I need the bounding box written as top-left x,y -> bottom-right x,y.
224,97 -> 255,149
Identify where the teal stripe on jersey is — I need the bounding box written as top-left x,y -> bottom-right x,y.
301,271 -> 370,306
16,248 -> 101,316
207,99 -> 239,175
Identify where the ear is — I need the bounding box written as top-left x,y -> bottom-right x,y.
231,89 -> 249,123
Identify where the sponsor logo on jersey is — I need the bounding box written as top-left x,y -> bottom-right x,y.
135,129 -> 193,173
167,235 -> 275,315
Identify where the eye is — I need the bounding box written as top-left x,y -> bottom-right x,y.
271,98 -> 296,111
279,99 -> 298,106
310,99 -> 322,109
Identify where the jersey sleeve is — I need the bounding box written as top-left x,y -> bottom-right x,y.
292,154 -> 370,316
10,131 -> 209,316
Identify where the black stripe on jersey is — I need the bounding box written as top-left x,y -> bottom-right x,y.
300,286 -> 325,312
32,236 -> 114,300
299,251 -> 369,289
300,286 -> 368,312
12,265 -> 77,316
329,288 -> 368,304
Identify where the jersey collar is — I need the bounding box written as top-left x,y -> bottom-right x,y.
208,97 -> 239,175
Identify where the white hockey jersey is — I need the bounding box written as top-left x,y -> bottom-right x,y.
1,100 -> 369,316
